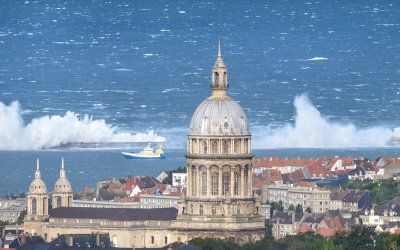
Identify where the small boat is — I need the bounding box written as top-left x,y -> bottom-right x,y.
122,144 -> 165,159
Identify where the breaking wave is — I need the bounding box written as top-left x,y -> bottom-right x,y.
0,101 -> 165,150
252,94 -> 397,149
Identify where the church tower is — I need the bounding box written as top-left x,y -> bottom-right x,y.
26,159 -> 49,221
172,42 -> 265,243
52,158 -> 73,208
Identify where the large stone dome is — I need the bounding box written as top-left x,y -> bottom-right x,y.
189,95 -> 250,136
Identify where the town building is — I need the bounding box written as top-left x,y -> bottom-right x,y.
330,189 -> 372,211
0,198 -> 26,223
172,173 -> 187,187
265,184 -> 331,213
360,204 -> 400,226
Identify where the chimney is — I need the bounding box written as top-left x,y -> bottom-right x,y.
96,232 -> 100,246
67,235 -> 73,247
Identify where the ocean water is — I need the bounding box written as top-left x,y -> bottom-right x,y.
0,1 -> 400,192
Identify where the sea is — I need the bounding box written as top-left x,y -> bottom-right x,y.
0,0 -> 400,194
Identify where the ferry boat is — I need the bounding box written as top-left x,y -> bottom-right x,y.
122,144 -> 165,159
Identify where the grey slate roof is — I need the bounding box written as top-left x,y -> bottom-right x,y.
270,212 -> 293,224
331,189 -> 368,203
49,207 -> 178,221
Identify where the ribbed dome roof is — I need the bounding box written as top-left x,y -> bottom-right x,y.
54,158 -> 72,193
189,95 -> 250,136
29,159 -> 47,194
54,178 -> 72,193
29,178 -> 47,194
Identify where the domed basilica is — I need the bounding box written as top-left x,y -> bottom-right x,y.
171,42 -> 265,242
23,43 -> 264,247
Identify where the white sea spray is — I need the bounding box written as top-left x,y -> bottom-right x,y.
0,101 -> 165,150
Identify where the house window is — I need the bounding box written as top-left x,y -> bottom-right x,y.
200,205 -> 203,215
165,236 -> 168,245
151,236 -> 154,244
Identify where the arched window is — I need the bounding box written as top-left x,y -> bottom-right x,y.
56,196 -> 61,208
234,172 -> 240,195
244,139 -> 248,153
165,236 -> 168,245
200,205 -> 204,215
211,172 -> 219,196
202,141 -> 207,154
151,236 -> 154,244
234,139 -> 240,154
31,198 -> 37,215
191,139 -> 197,153
211,140 -> 218,154
182,207 -> 185,214
222,172 -> 230,195
223,72 -> 227,84
223,140 -> 230,154
43,198 -> 47,214
201,172 -> 207,196
191,167 -> 197,196
214,72 -> 219,86
212,205 -> 216,215
244,167 -> 248,196
190,204 -> 193,214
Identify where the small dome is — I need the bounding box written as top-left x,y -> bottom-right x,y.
54,178 -> 72,193
29,179 -> 47,194
189,95 -> 250,136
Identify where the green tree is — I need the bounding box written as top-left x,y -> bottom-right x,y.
189,237 -> 239,250
288,204 -> 295,211
375,232 -> 400,250
306,207 -> 312,213
270,201 -> 284,214
17,209 -> 27,224
332,225 -> 376,250
295,204 -> 303,213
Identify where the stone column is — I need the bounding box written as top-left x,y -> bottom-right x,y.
230,166 -> 235,197
241,167 -> 245,198
247,166 -> 253,197
187,165 -> 191,197
207,167 -> 211,197
197,166 -> 201,197
192,168 -> 197,197
218,166 -> 222,197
